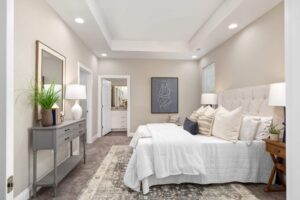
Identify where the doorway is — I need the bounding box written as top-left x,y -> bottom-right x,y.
98,75 -> 130,137
78,63 -> 93,143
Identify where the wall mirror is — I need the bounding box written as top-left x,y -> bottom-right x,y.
36,41 -> 66,119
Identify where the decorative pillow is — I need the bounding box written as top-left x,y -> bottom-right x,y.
197,114 -> 215,136
189,106 -> 206,122
183,118 -> 198,135
168,114 -> 179,123
189,111 -> 200,122
239,116 -> 261,142
196,106 -> 206,114
212,106 -> 243,142
197,106 -> 216,136
204,106 -> 215,116
255,117 -> 273,140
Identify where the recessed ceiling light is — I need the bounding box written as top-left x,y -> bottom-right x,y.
75,18 -> 85,24
101,53 -> 107,57
192,55 -> 198,59
228,23 -> 238,29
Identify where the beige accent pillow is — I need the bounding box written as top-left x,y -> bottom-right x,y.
212,106 -> 243,142
197,106 -> 216,136
189,106 -> 206,122
239,116 -> 261,142
196,106 -> 206,114
189,111 -> 199,122
168,114 -> 180,123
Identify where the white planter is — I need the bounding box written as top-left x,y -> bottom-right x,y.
269,134 -> 279,141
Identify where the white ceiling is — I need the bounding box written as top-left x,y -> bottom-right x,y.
46,0 -> 282,60
96,0 -> 223,41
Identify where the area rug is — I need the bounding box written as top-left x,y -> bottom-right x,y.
78,145 -> 259,200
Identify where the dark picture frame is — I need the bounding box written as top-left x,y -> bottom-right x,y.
151,77 -> 178,113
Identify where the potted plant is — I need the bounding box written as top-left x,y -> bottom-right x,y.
268,123 -> 282,141
32,83 -> 61,126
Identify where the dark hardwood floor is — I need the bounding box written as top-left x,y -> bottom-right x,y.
31,131 -> 286,200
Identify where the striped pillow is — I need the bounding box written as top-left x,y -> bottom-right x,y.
189,111 -> 199,122
197,113 -> 215,136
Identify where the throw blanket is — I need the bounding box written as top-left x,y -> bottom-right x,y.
144,124 -> 206,178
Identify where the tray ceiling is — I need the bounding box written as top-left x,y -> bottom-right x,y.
46,0 -> 282,60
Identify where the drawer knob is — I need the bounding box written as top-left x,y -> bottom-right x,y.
65,128 -> 70,132
64,137 -> 70,141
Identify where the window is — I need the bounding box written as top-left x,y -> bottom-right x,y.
202,63 -> 215,93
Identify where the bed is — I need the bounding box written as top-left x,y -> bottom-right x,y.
124,85 -> 283,194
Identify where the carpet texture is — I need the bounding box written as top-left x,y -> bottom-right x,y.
79,145 -> 260,200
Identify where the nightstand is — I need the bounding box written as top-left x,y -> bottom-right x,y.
264,139 -> 286,192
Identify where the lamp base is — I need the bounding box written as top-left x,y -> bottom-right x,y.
71,101 -> 82,120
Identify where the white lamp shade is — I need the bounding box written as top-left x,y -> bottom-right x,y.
269,82 -> 286,106
201,93 -> 217,105
65,84 -> 86,100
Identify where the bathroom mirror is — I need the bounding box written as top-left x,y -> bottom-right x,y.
36,41 -> 66,119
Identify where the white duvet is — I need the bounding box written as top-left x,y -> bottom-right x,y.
124,123 -> 272,193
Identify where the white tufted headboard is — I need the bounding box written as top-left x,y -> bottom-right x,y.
218,85 -> 284,124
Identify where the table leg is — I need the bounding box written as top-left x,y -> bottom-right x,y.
83,135 -> 86,164
53,149 -> 57,197
33,150 -> 37,197
265,166 -> 276,192
70,140 -> 73,157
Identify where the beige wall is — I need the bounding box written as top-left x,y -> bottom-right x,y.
14,0 -> 98,196
199,3 -> 284,92
99,59 -> 202,133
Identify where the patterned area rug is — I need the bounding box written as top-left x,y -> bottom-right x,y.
79,145 -> 259,200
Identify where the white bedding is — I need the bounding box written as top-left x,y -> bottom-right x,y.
124,124 -> 273,194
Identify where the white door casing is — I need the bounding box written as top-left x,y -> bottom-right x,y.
102,80 -> 112,135
78,63 -> 93,144
0,0 -> 14,199
285,0 -> 300,199
98,75 -> 131,137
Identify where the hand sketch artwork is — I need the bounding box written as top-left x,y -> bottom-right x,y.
158,81 -> 172,111
151,77 -> 178,113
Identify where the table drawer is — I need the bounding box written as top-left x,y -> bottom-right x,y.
73,121 -> 86,131
266,143 -> 285,158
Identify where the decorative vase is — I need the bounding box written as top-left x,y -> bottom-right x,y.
41,109 -> 53,127
269,134 -> 279,141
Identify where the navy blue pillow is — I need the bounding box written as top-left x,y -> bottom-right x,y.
183,117 -> 198,135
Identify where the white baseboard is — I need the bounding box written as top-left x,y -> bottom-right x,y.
87,133 -> 99,144
15,187 -> 30,200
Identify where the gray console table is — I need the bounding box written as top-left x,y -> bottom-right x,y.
31,119 -> 86,197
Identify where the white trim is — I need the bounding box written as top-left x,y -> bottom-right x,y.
98,75 -> 131,137
285,0 -> 300,199
14,188 -> 30,200
0,0 -> 14,199
78,63 -> 94,143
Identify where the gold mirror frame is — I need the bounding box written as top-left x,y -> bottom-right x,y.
36,41 -> 66,120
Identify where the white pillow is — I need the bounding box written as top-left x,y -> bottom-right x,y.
196,106 -> 206,114
239,116 -> 261,142
212,106 -> 243,142
255,117 -> 273,140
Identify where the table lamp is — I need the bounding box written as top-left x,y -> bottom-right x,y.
65,84 -> 86,120
201,93 -> 217,107
268,82 -> 286,142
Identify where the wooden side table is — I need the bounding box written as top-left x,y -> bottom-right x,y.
264,139 -> 286,192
